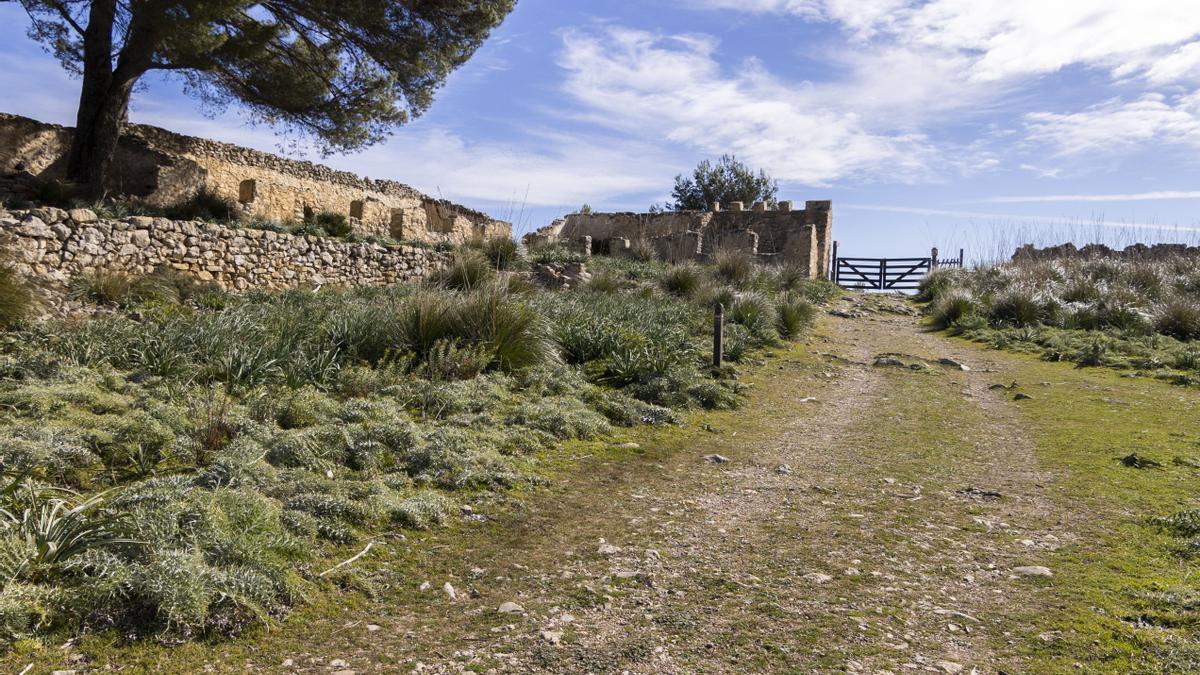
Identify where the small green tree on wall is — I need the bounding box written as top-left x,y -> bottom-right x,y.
11,0 -> 515,197
669,155 -> 779,211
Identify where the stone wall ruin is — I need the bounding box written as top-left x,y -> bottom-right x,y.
0,113 -> 511,246
525,200 -> 833,278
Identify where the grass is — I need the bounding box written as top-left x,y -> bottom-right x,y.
920,256 -> 1200,385
980,351 -> 1200,672
0,243 -> 830,651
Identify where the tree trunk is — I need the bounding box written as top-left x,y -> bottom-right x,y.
67,79 -> 137,200
66,0 -> 120,198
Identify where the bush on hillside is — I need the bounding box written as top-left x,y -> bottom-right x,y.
1156,299 -> 1200,341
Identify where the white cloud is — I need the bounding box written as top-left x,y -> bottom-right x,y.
556,26 -> 933,186
338,127 -> 673,208
689,0 -> 1200,84
984,191 -> 1200,204
1025,93 -> 1200,156
842,202 -> 1200,233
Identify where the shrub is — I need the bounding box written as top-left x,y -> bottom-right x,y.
987,289 -> 1053,328
929,290 -> 978,329
660,264 -> 703,297
456,286 -> 560,372
0,265 -> 36,330
32,178 -> 79,207
585,270 -> 624,294
434,250 -> 494,290
1156,299 -> 1200,341
729,292 -> 778,343
712,250 -> 754,287
390,491 -> 453,529
507,397 -> 610,440
0,487 -> 136,585
71,270 -> 133,306
165,189 -> 239,222
420,339 -> 493,381
309,211 -> 352,238
721,323 -> 752,362
1060,279 -> 1102,304
478,236 -> 521,271
776,295 -> 817,339
916,268 -> 962,303
628,238 -> 657,262
527,245 -> 586,266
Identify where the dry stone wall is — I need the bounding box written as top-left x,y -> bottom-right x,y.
1012,242 -> 1200,262
0,207 -> 449,291
0,113 -> 511,245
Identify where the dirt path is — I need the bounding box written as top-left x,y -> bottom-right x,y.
223,294 -> 1065,675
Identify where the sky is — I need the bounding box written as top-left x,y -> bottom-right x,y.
3,1 -> 1200,259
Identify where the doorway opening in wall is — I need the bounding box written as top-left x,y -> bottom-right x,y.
238,179 -> 256,204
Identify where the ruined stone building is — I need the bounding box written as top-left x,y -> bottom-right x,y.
525,200 -> 833,279
0,113 -> 510,245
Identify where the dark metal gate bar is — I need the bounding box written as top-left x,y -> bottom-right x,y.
830,242 -> 965,291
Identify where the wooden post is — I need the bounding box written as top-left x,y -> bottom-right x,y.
879,258 -> 887,291
931,247 -> 939,269
713,302 -> 724,368
959,248 -> 965,267
831,240 -> 839,284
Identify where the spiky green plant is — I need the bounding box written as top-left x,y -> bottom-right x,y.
660,264 -> 703,297
0,487 -> 136,584
776,295 -> 817,339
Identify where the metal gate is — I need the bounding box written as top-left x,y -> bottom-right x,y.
830,244 -> 963,291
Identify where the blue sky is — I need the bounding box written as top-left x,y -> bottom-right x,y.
4,0 -> 1200,259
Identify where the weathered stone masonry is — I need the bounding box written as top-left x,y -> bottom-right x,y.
525,200 -> 834,279
0,207 -> 450,291
0,113 -> 511,245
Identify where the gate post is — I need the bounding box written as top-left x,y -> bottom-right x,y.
831,240 -> 839,283
879,258 -> 887,291
931,247 -> 939,269
713,303 -> 724,368
959,248 -> 965,267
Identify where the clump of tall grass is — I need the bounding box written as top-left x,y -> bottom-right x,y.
929,290 -> 978,329
916,268 -> 964,303
433,250 -> 494,290
70,269 -> 134,306
1156,299 -> 1200,341
660,263 -> 704,297
729,292 -> 779,344
712,250 -> 754,287
474,236 -> 522,271
0,265 -> 37,330
987,289 -> 1057,328
776,295 -> 817,339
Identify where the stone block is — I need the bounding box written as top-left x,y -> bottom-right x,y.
68,208 -> 97,223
